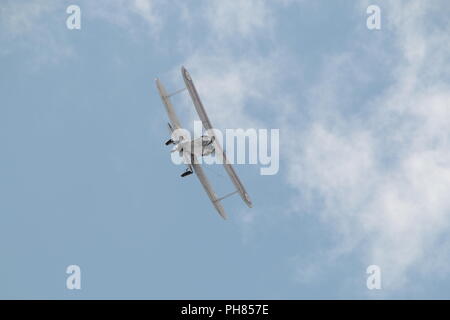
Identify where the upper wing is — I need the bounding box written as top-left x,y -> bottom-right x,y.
181,66 -> 213,130
181,66 -> 253,208
190,154 -> 228,219
155,78 -> 182,130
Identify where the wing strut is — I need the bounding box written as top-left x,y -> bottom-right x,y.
215,190 -> 239,203
166,87 -> 186,98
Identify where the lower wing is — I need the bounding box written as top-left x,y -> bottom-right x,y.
190,154 -> 228,219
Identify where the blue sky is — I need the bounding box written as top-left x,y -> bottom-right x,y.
1,0 -> 450,299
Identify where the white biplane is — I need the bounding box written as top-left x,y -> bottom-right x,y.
155,66 -> 252,219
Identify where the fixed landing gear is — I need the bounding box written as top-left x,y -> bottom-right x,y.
181,168 -> 193,177
165,139 -> 174,146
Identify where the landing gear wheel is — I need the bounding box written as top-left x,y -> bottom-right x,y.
181,169 -> 193,177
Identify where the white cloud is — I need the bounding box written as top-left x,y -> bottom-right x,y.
0,1 -> 57,37
86,0 -> 163,36
133,0 -> 158,25
0,1 -> 74,66
203,0 -> 273,40
285,0 -> 450,291
0,0 -> 167,65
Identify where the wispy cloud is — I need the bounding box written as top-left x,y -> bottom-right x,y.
160,0 -> 293,131
0,1 -> 74,65
85,0 -> 163,37
204,0 -> 274,41
285,0 -> 450,291
0,1 -> 57,37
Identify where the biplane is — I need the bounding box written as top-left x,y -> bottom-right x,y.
155,67 -> 252,219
